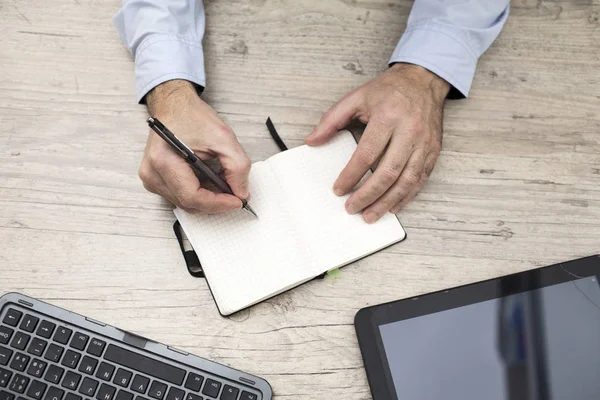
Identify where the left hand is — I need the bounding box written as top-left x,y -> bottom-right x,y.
306,63 -> 450,223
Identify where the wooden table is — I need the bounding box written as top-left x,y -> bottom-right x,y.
1,1 -> 599,398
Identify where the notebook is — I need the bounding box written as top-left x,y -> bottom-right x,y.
174,131 -> 406,315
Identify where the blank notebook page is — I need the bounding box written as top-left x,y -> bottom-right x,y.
268,132 -> 406,269
175,131 -> 406,315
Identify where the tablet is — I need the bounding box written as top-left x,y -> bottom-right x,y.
355,255 -> 600,400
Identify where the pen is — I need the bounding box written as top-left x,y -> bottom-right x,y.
146,117 -> 258,218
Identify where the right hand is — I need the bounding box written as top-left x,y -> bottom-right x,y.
139,80 -> 251,213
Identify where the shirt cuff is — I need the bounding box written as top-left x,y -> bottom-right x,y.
389,23 -> 478,98
133,34 -> 206,103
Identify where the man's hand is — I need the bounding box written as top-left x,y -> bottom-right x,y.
306,63 -> 450,223
139,80 -> 251,212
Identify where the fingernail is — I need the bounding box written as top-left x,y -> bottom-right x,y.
334,186 -> 344,196
346,203 -> 358,215
363,212 -> 379,224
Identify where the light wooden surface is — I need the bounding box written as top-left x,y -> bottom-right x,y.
1,0 -> 599,398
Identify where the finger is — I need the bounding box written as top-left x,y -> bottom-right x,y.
152,150 -> 242,212
389,176 -> 424,214
306,91 -> 363,146
343,128 -> 415,214
390,173 -> 427,214
332,119 -> 394,201
213,128 -> 252,199
361,149 -> 426,223
389,149 -> 438,214
140,167 -> 180,206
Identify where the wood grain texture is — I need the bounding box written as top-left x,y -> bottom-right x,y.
1,0 -> 599,398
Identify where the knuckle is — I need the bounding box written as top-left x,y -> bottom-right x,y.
147,151 -> 165,169
379,167 -> 399,186
138,166 -> 151,183
235,157 -> 252,174
177,194 -> 197,210
430,140 -> 442,155
215,124 -> 235,138
355,147 -> 377,167
402,171 -> 421,186
377,102 -> 401,123
405,119 -> 424,138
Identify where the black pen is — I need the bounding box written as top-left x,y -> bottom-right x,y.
147,117 -> 258,218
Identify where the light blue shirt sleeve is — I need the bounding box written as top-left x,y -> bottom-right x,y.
390,0 -> 510,98
113,0 -> 207,103
114,0 -> 508,103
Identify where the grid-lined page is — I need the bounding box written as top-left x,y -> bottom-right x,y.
269,131 -> 406,271
174,162 -> 316,315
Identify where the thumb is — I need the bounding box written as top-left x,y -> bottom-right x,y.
217,141 -> 252,199
306,91 -> 362,146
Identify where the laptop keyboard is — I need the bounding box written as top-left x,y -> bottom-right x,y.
0,308 -> 258,400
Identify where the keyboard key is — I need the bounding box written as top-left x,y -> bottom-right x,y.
9,353 -> 30,372
86,339 -> 106,357
135,397 -> 149,400
95,363 -> 115,382
184,394 -> 202,400
148,381 -> 166,400
201,379 -> 221,398
115,390 -> 133,400
2,310 -> 22,327
219,386 -> 238,400
60,350 -> 81,369
0,390 -> 14,400
27,359 -> 48,378
43,386 -> 65,400
0,347 -> 12,366
61,371 -> 82,391
96,383 -> 117,400
183,373 -> 203,392
105,345 -> 185,386
0,327 -> 13,345
19,315 -> 39,333
69,334 -> 89,351
239,391 -> 257,400
9,374 -> 29,393
78,377 -> 99,397
53,328 -> 72,345
0,368 -> 12,387
26,379 -> 48,400
36,322 -> 56,340
131,375 -> 149,394
27,338 -> 48,357
44,365 -> 65,385
44,344 -> 63,363
78,356 -> 97,375
113,369 -> 132,388
10,333 -> 30,351
165,387 -> 184,400
65,394 -> 82,400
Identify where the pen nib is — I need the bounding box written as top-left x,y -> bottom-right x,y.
242,202 -> 258,218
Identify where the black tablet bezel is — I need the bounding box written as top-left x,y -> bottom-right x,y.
354,254 -> 600,400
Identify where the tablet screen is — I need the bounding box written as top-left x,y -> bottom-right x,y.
378,276 -> 600,400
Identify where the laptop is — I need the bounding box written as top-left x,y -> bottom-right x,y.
0,293 -> 272,400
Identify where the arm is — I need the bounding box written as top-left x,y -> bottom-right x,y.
114,0 -> 207,103
307,0 -> 510,222
114,1 -> 251,212
389,0 -> 510,98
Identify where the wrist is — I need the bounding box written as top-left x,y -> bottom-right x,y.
390,63 -> 450,102
146,80 -> 198,117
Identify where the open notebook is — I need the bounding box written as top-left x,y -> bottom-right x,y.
175,131 -> 406,315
